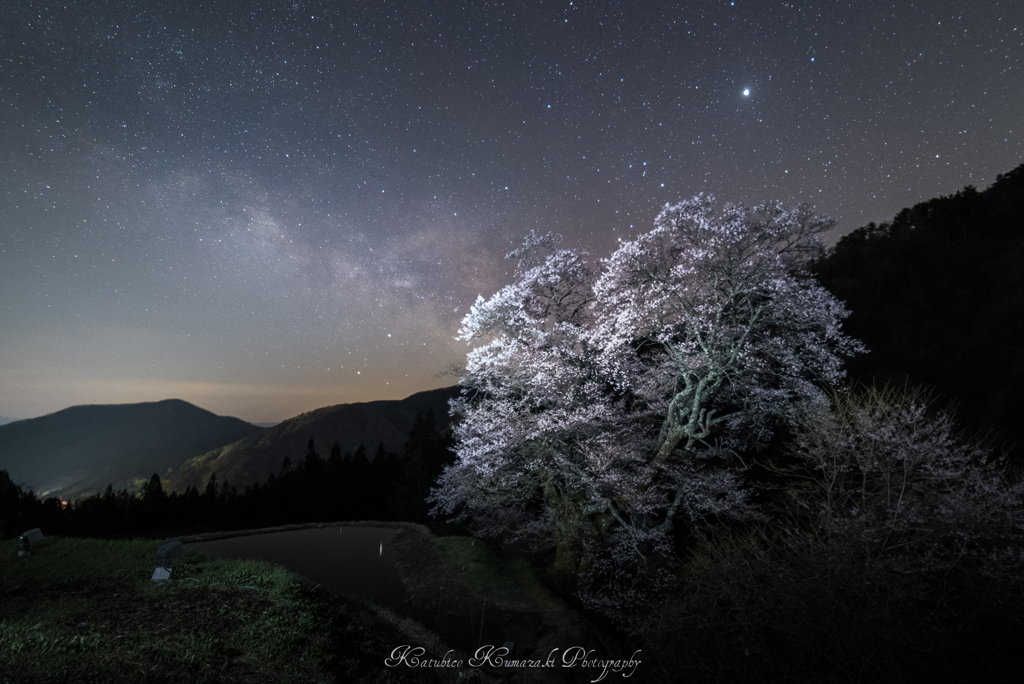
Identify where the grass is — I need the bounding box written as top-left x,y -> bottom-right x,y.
0,535 -> 437,683
428,536 -> 624,665
431,537 -> 556,613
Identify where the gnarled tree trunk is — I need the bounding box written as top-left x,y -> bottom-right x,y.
544,476 -> 602,592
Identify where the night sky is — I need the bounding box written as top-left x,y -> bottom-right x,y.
2,1 -> 1021,423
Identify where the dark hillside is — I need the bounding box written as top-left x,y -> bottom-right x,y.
0,399 -> 259,499
162,386 -> 460,494
811,164 -> 1024,458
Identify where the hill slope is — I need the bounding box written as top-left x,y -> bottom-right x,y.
162,386 -> 460,494
0,400 -> 259,499
811,163 -> 1024,458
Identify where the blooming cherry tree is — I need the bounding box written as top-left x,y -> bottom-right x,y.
593,195 -> 863,534
431,199 -> 863,589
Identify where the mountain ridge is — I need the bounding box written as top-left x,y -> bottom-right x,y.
161,386 -> 460,494
0,399 -> 260,499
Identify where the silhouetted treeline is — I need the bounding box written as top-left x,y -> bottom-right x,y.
0,410 -> 454,539
811,163 -> 1024,461
0,469 -> 64,538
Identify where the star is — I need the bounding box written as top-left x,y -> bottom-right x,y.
0,1 -> 1017,423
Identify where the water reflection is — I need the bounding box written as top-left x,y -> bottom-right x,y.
189,526 -> 407,609
189,525 -> 546,658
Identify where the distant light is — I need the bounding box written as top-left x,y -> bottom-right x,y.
743,88 -> 750,96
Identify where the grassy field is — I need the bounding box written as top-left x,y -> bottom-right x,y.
0,535 -> 438,684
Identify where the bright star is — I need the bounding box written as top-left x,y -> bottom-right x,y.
743,88 -> 750,96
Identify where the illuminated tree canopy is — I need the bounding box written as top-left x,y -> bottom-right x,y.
431,196 -> 864,588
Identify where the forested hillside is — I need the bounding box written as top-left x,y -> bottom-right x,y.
811,164 -> 1024,459
0,400 -> 259,499
1,408 -> 454,538
161,386 -> 459,494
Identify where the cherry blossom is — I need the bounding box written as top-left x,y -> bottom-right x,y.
431,198 -> 864,590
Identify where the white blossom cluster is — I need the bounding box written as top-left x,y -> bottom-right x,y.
430,197 -> 864,588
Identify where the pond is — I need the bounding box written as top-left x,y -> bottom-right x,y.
188,526 -> 408,610
186,525 -> 541,657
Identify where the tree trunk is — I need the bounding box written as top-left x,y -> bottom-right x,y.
545,478 -> 601,592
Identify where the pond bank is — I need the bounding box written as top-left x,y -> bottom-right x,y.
180,521 -> 630,683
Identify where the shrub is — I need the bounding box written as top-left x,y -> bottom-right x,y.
783,384 -> 1024,577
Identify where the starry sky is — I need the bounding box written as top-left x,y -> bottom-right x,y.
1,0 -> 1021,424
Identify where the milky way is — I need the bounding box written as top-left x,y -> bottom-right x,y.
1,0 -> 1021,422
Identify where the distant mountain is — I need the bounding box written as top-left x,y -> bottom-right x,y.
0,416 -> 17,426
0,400 -> 260,499
162,386 -> 460,494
